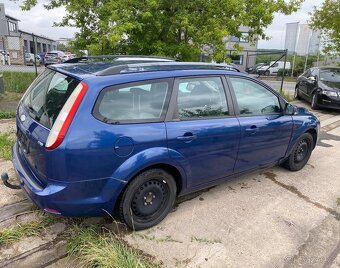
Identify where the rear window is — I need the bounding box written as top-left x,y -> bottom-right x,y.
93,79 -> 171,124
23,70 -> 80,128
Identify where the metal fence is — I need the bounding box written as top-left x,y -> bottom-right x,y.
0,33 -> 47,77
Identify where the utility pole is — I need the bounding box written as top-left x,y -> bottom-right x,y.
32,33 -> 38,77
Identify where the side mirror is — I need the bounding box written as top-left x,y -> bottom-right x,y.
284,103 -> 296,115
307,76 -> 317,83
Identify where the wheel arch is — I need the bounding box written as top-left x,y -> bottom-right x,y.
305,128 -> 317,149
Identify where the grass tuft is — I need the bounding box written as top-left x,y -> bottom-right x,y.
0,214 -> 56,247
0,111 -> 16,119
280,91 -> 294,102
0,132 -> 16,160
3,71 -> 36,93
67,225 -> 160,268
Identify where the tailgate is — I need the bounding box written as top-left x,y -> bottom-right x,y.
16,69 -> 81,185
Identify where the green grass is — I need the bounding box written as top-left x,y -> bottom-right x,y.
280,91 -> 294,102
0,214 -> 56,247
191,236 -> 222,244
3,71 -> 36,93
67,225 -> 160,268
0,132 -> 16,160
0,111 -> 16,119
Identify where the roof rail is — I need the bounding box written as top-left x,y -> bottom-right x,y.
64,55 -> 176,64
96,62 -> 240,76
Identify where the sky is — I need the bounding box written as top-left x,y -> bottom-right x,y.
2,0 -> 324,48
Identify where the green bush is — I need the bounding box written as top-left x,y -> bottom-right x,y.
3,71 -> 36,93
277,67 -> 304,77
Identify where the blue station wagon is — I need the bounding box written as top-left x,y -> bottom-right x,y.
3,59 -> 319,230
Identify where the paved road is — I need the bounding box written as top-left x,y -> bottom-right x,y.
261,79 -> 296,93
126,101 -> 340,268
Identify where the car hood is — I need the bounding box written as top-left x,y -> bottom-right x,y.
319,80 -> 340,91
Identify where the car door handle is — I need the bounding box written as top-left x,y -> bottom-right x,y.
177,133 -> 197,142
245,125 -> 259,135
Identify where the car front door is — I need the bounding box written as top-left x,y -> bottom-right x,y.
306,68 -> 319,98
166,76 -> 240,188
228,77 -> 294,173
298,69 -> 312,99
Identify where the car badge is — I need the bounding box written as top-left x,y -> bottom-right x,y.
20,114 -> 26,122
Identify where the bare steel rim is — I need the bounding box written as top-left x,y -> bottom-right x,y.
293,138 -> 310,163
130,179 -> 170,222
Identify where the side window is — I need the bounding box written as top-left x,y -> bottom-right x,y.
310,69 -> 318,77
303,69 -> 311,77
230,77 -> 281,115
94,79 -> 170,123
177,77 -> 229,119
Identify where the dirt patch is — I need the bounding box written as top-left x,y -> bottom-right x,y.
0,119 -> 16,134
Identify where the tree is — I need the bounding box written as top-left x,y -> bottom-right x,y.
21,0 -> 304,61
310,0 -> 340,55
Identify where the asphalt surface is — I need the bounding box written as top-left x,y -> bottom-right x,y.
126,100 -> 340,268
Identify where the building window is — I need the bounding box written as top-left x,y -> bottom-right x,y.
8,21 -> 17,33
240,32 -> 249,43
228,32 -> 249,43
230,55 -> 243,65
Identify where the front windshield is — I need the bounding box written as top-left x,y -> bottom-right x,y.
320,69 -> 340,82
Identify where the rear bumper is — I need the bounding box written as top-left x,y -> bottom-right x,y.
12,142 -> 127,217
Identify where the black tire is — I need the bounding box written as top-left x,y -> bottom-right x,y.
311,92 -> 319,110
118,168 -> 176,230
265,70 -> 270,76
282,133 -> 313,171
294,86 -> 301,100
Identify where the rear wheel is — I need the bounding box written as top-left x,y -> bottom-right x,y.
118,168 -> 176,230
311,92 -> 319,110
282,133 -> 313,171
265,70 -> 270,76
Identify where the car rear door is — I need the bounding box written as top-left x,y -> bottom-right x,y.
166,76 -> 240,188
227,76 -> 293,173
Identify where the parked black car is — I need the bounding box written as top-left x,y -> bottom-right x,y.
246,63 -> 264,74
295,67 -> 340,110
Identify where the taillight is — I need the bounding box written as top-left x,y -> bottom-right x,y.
45,81 -> 88,150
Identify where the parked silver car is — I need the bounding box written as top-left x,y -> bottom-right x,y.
25,53 -> 41,66
44,51 -> 65,66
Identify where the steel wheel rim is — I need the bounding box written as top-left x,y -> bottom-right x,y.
294,139 -> 309,163
131,179 -> 169,221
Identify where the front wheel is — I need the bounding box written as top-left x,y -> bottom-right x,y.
311,92 -> 319,110
118,169 -> 176,230
294,86 -> 301,100
282,133 -> 314,171
265,70 -> 270,76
